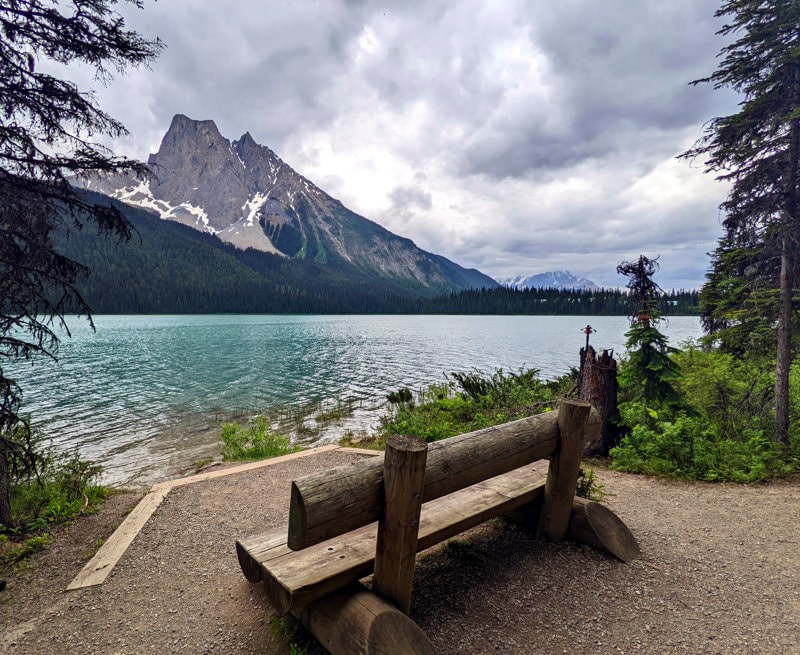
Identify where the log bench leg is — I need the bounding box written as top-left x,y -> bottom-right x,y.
506,496 -> 641,563
537,399 -> 591,541
374,435 -> 427,614
292,583 -> 435,655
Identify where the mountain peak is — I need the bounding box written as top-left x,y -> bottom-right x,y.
238,131 -> 257,146
498,271 -> 598,291
79,114 -> 498,291
164,113 -> 223,139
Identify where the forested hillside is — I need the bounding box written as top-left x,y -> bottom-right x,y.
60,193 -> 699,315
58,192 -> 423,313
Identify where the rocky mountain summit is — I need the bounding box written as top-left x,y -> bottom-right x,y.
81,114 -> 495,290
498,271 -> 599,290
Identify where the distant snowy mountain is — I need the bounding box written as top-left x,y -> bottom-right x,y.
497,271 -> 599,290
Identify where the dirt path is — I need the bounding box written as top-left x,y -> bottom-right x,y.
1,451 -> 798,654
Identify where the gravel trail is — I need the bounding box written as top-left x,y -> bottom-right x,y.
1,453 -> 797,654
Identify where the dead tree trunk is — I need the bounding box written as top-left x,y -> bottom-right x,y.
578,346 -> 620,457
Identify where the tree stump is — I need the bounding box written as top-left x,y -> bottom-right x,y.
578,346 -> 620,457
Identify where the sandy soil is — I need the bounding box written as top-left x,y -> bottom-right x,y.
1,451 -> 798,654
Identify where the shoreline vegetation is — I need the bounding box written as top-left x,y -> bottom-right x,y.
220,339 -> 800,485
4,341 -> 798,575
0,435 -> 109,577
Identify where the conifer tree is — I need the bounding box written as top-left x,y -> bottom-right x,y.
0,1 -> 161,527
617,256 -> 682,409
682,0 -> 800,444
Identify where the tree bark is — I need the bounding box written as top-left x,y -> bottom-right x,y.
578,346 -> 620,456
776,66 -> 800,445
775,236 -> 793,445
0,440 -> 12,528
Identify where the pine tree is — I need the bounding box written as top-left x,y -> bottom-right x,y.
682,0 -> 800,444
0,1 -> 161,527
617,256 -> 682,409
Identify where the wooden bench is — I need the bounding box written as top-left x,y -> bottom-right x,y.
236,400 -> 639,654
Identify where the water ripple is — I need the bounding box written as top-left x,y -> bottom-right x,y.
8,314 -> 702,485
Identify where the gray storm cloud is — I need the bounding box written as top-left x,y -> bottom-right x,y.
67,0 -> 738,289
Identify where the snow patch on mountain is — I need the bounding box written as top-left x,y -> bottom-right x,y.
112,180 -> 217,234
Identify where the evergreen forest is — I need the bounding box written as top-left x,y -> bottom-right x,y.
60,192 -> 698,316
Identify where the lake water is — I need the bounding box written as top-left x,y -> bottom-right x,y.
10,314 -> 703,486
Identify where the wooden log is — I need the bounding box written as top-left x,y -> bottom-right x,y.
537,399 -> 590,542
373,436 -> 427,614
505,495 -> 640,562
292,583 -> 435,655
238,464 -> 547,614
288,411 -> 560,550
568,497 -> 641,562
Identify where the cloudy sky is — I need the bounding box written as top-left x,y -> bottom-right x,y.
69,0 -> 739,289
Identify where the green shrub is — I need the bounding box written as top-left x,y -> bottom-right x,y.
386,388 -> 413,405
611,344 -> 799,483
610,414 -> 792,483
2,433 -> 107,572
379,368 -> 572,445
220,416 -> 296,461
6,444 -> 108,535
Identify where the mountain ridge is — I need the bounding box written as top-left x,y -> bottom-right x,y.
80,114 -> 496,291
498,271 -> 599,290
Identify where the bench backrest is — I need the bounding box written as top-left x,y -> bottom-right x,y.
288,400 -> 598,550
288,398 -> 593,614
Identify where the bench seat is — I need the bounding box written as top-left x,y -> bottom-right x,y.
236,462 -> 546,614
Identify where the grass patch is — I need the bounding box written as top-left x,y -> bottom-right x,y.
193,457 -> 215,472
575,466 -> 608,502
339,430 -> 382,450
315,402 -> 354,424
4,446 -> 109,530
1,444 -> 109,574
220,415 -> 297,461
378,367 -> 573,446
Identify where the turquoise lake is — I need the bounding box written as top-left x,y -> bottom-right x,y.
11,314 -> 703,485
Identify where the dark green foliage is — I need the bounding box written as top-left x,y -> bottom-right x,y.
617,256 -> 682,410
575,467 -> 607,502
412,286 -> 699,316
611,345 -> 800,482
386,388 -> 413,405
0,0 -> 160,528
698,232 -> 783,355
449,372 -> 493,401
616,256 -> 662,319
57,196 -> 702,315
619,321 -> 682,409
683,0 -> 800,443
2,430 -> 108,573
379,368 -> 572,444
59,192 -> 429,314
264,220 -> 304,258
